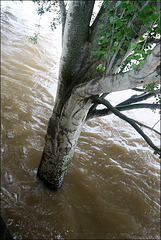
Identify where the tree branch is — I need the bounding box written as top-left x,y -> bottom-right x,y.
93,97 -> 161,155
133,119 -> 161,136
87,90 -> 158,120
74,43 -> 160,98
117,103 -> 160,111
132,88 -> 160,94
116,92 -> 156,107
87,107 -> 161,137
86,103 -> 160,120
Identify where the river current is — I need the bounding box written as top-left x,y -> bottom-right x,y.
1,1 -> 160,239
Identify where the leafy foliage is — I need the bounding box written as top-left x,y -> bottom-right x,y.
94,0 -> 160,113
94,0 -> 160,73
33,0 -> 61,28
29,0 -> 61,43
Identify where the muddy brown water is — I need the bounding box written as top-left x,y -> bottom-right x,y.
1,2 -> 160,239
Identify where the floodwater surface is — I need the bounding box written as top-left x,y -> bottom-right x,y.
1,2 -> 160,239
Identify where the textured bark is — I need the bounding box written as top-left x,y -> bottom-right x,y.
37,90 -> 92,189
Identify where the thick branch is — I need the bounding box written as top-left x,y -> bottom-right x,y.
74,43 -> 160,98
94,97 -> 161,154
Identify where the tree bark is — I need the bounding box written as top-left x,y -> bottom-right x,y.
37,91 -> 92,190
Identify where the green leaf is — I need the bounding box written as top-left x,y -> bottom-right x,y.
131,42 -> 137,49
100,31 -> 105,35
99,24 -> 105,29
143,5 -> 153,13
93,51 -> 100,57
139,60 -> 144,66
127,4 -> 135,13
108,10 -> 114,17
96,64 -> 105,72
104,53 -> 108,59
106,32 -> 112,38
116,20 -> 124,29
143,16 -> 152,25
121,3 -> 127,9
147,49 -> 152,54
139,35 -> 144,41
132,64 -> 138,70
134,55 -> 141,60
114,31 -> 124,39
137,11 -> 145,20
124,27 -> 131,34
135,50 -> 145,54
125,41 -> 130,47
101,48 -> 107,54
151,13 -> 160,22
114,41 -> 119,47
147,27 -> 153,32
98,36 -> 105,41
110,51 -> 115,56
120,49 -> 125,56
110,16 -> 114,23
115,1 -> 121,9
127,55 -> 133,61
155,27 -> 160,34
137,44 -> 142,50
37,7 -> 45,15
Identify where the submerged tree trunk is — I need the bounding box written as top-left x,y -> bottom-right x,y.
37,89 -> 92,189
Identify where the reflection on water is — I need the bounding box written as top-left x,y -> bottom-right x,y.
1,2 -> 160,239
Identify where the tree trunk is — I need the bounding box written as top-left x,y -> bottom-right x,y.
37,89 -> 92,190
37,0 -> 95,190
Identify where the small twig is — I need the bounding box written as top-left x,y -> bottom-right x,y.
106,8 -> 117,72
152,119 -> 160,129
133,119 -> 161,136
